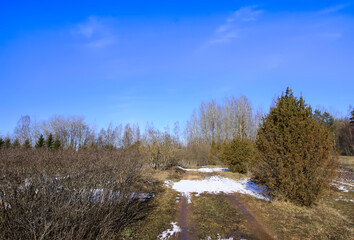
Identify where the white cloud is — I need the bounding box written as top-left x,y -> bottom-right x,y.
72,16 -> 116,48
217,6 -> 263,34
317,32 -> 342,40
319,3 -> 351,14
84,37 -> 115,48
234,5 -> 264,22
206,5 -> 263,46
209,31 -> 239,44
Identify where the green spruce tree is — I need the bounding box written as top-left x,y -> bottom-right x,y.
35,134 -> 45,148
313,109 -> 335,132
220,137 -> 255,174
53,138 -> 61,150
254,87 -> 338,206
4,138 -> 11,148
0,138 -> 4,148
23,139 -> 31,149
46,133 -> 54,149
12,139 -> 20,148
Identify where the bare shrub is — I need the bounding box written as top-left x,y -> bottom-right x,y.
0,147 -> 152,239
335,118 -> 354,156
177,143 -> 210,166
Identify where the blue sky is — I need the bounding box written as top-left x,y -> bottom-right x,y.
1,0 -> 353,135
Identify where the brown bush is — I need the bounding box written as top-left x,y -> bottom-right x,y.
335,118 -> 354,156
208,141 -> 221,165
0,147 -> 153,239
177,143 -> 210,166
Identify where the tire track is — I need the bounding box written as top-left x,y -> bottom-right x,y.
226,194 -> 273,240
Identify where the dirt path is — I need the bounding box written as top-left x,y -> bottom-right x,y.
174,195 -> 196,240
171,170 -> 273,240
174,192 -> 273,240
174,172 -> 198,240
226,194 -> 273,240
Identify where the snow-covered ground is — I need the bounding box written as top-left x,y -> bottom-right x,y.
207,234 -> 234,240
335,195 -> 354,203
158,222 -> 181,239
178,166 -> 229,173
165,175 -> 269,203
331,179 -> 354,193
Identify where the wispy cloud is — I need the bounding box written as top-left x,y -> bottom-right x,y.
318,3 -> 351,14
72,16 -> 116,48
206,5 -> 263,46
316,32 -> 342,40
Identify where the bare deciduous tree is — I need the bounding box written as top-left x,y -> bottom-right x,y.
14,115 -> 31,145
184,95 -> 257,146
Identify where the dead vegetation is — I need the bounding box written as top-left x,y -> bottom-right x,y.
321,156 -> 354,222
235,193 -> 353,240
0,148 -> 155,240
1,147 -> 350,240
122,188 -> 178,239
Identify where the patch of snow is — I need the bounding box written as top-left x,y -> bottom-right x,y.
207,234 -> 233,240
178,166 -> 229,173
331,183 -> 350,193
337,185 -> 349,192
164,180 -> 174,187
333,180 -> 354,188
89,189 -> 153,202
158,222 -> 181,239
168,176 -> 269,203
331,179 -> 354,193
335,198 -> 354,203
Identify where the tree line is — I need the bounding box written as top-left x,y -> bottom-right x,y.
1,89 -> 353,207
1,95 -> 353,166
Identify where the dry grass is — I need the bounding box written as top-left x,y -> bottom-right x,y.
177,164 -> 244,181
142,166 -> 184,182
191,193 -> 251,239
217,171 -> 246,181
339,155 -> 354,171
322,156 -> 354,222
122,188 -> 178,239
241,194 -> 353,240
322,188 -> 354,222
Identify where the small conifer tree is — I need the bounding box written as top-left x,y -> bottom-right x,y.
35,135 -> 45,148
4,138 -> 11,148
12,139 -> 20,148
46,133 -> 54,149
53,138 -> 61,150
0,138 -> 4,148
23,139 -> 31,149
254,87 -> 338,206
220,137 -> 255,173
313,109 -> 335,132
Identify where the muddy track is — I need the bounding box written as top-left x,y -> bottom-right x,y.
175,195 -> 198,240
172,170 -> 273,240
174,193 -> 273,240
226,194 -> 273,240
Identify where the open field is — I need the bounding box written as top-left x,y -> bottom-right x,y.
2,2 -> 353,238
339,156 -> 354,171
124,161 -> 353,239
1,150 -> 353,239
